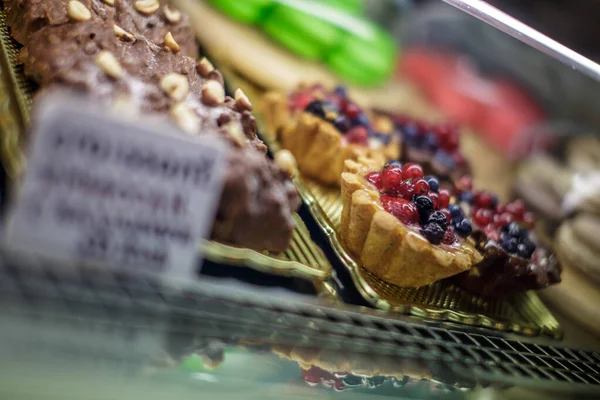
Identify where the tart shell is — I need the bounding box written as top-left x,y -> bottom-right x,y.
260,92 -> 399,186
340,160 -> 481,288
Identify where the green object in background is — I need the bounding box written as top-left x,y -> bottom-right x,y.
205,0 -> 399,86
207,0 -> 275,24
263,4 -> 343,60
180,354 -> 206,372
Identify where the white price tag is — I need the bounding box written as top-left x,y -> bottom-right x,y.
4,94 -> 228,280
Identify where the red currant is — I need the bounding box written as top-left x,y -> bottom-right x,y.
345,126 -> 368,145
473,208 -> 493,227
343,102 -> 361,119
365,172 -> 382,191
413,179 -> 430,195
496,203 -> 506,214
523,212 -> 535,229
381,196 -> 419,225
401,163 -> 424,180
442,133 -> 459,152
452,152 -> 466,166
456,176 -> 472,191
438,189 -> 450,209
494,212 -> 514,228
429,192 -> 439,209
505,200 -> 525,219
475,191 -> 495,209
397,180 -> 415,199
380,166 -> 403,193
484,224 -> 500,242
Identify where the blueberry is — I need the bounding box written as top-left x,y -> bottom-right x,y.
384,160 -> 402,169
334,85 -> 347,98
428,211 -> 448,231
376,132 -> 393,145
435,149 -> 455,168
505,222 -> 526,238
413,195 -> 434,221
423,133 -> 438,151
363,376 -> 386,389
459,191 -> 474,204
333,115 -> 352,133
402,123 -> 419,144
425,175 -> 440,192
517,243 -> 534,259
501,238 -> 519,254
342,375 -> 362,388
453,218 -> 472,237
448,204 -> 463,218
353,113 -> 370,127
421,223 -> 445,245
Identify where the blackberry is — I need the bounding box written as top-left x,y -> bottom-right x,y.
517,243 -> 535,258
304,100 -> 326,117
428,211 -> 448,231
421,223 -> 445,244
413,195 -> 434,222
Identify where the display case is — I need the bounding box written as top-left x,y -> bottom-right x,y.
0,0 -> 599,398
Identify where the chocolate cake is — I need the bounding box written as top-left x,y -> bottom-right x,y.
5,0 -> 300,252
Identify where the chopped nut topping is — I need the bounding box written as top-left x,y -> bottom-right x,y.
201,80 -> 225,106
103,0 -> 114,6
68,0 -> 91,21
196,57 -> 215,77
95,51 -> 124,79
234,88 -> 253,111
160,73 -> 189,102
164,32 -> 180,53
275,150 -> 297,177
113,25 -> 135,42
170,103 -> 199,135
163,5 -> 182,23
224,123 -> 247,147
135,0 -> 159,15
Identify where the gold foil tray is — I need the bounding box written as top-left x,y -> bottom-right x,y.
0,7 -> 331,283
216,65 -> 562,339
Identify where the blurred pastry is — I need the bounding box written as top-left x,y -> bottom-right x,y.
260,84 -> 400,186
340,159 -> 481,287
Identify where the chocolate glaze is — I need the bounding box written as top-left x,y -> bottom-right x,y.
5,0 -> 198,57
453,230 -> 562,297
8,2 -> 299,252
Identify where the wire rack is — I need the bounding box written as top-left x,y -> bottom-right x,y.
0,253 -> 599,396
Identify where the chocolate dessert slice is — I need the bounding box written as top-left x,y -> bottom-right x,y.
6,0 -> 300,252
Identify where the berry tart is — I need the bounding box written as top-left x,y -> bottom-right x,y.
340,160 -> 481,288
391,115 -> 470,183
260,84 -> 400,185
452,189 -> 562,297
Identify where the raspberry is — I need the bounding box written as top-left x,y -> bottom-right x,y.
345,126 -> 369,145
413,179 -> 430,195
380,165 -> 403,193
484,224 -> 500,242
442,228 -> 457,245
494,212 -> 514,228
438,189 -> 450,209
473,208 -> 493,227
381,196 -> 419,225
401,163 -> 424,180
522,212 -> 535,229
